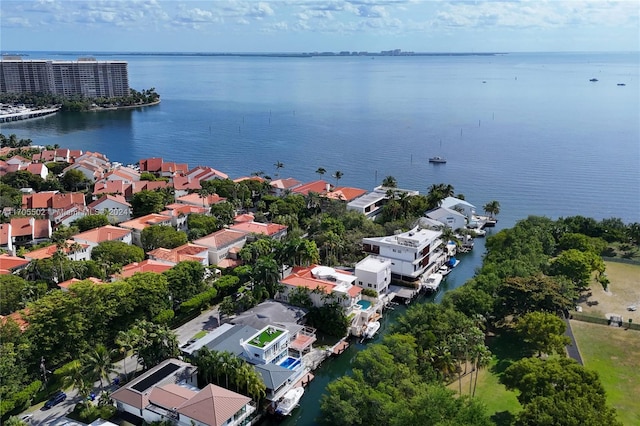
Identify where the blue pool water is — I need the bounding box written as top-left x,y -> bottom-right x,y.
357,300 -> 371,310
279,356 -> 301,370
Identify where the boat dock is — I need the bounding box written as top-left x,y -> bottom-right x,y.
0,106 -> 60,123
331,339 -> 350,356
294,372 -> 315,388
388,284 -> 420,304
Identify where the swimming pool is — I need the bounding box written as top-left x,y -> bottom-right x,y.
357,300 -> 371,310
279,356 -> 301,370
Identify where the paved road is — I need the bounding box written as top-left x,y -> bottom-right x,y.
21,306 -> 222,425
564,315 -> 584,365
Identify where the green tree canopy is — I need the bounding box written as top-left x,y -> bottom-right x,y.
0,274 -> 29,315
130,190 -> 167,217
163,261 -> 206,304
514,311 -> 570,357
141,225 -> 187,252
74,214 -> 110,232
91,240 -> 145,268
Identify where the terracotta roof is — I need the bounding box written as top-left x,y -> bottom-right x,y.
176,384 -> 251,426
176,193 -> 226,207
0,253 -> 30,272
281,264 -> 357,297
93,180 -> 132,198
119,214 -> 172,231
58,277 -> 103,289
116,260 -> 173,279
161,162 -> 188,174
233,213 -> 255,223
216,258 -> 242,269
193,229 -> 247,249
149,383 -> 197,409
73,225 -> 131,244
26,163 -> 47,175
325,187 -> 367,202
160,204 -> 208,217
0,309 -> 30,331
139,157 -> 163,172
132,180 -> 169,193
270,177 -> 303,190
24,240 -> 88,260
187,166 -> 229,181
106,168 -> 139,182
147,243 -> 208,264
230,221 -> 287,237
173,175 -> 201,191
88,194 -> 131,210
9,217 -> 50,239
22,191 -> 57,209
292,180 -> 330,195
52,193 -> 85,209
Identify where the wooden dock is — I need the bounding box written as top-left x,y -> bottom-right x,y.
294,372 -> 315,388
332,339 -> 350,356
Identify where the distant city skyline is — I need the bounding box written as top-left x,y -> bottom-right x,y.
1,0 -> 639,53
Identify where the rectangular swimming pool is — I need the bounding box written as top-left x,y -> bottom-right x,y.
279,356 -> 301,370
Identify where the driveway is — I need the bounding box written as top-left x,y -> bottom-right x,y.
174,306 -> 221,345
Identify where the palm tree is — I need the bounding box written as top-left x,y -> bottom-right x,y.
381,175 -> 397,188
114,330 -> 136,378
218,351 -> 239,389
483,200 -> 501,219
252,257 -> 281,298
274,161 -> 284,177
85,344 -> 117,391
332,170 -> 343,188
315,167 -> 326,177
59,359 -> 92,401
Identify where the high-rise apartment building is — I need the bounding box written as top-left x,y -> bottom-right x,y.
0,57 -> 129,98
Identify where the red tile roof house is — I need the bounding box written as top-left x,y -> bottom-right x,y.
118,214 -> 174,247
23,240 -> 90,262
21,191 -> 88,225
186,166 -> 229,182
72,225 -> 133,257
31,149 -> 57,163
5,155 -> 30,167
104,166 -> 141,183
160,203 -> 209,231
0,253 -> 30,275
139,157 -> 164,173
147,243 -> 210,267
57,276 -> 104,291
92,180 -> 133,200
176,193 -> 226,208
193,229 -> 248,269
88,195 -> 132,224
63,161 -> 105,182
230,221 -> 288,241
113,259 -> 173,280
111,358 -> 256,426
5,217 -> 52,249
324,186 -> 368,203
172,175 -> 203,197
0,309 -> 30,331
269,177 -> 303,197
277,265 -> 363,312
0,223 -> 11,253
160,161 -> 189,178
291,180 -> 331,196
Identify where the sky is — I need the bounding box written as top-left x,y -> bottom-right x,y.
1,0 -> 639,53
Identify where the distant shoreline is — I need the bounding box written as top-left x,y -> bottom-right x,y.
3,51 -> 506,59
88,99 -> 161,112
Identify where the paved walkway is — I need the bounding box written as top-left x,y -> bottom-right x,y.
564,316 -> 583,365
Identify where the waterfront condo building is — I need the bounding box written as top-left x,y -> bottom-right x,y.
0,57 -> 129,98
362,226 -> 444,282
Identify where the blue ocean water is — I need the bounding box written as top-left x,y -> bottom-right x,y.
2,51 -> 639,228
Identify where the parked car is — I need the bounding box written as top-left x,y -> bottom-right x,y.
20,414 -> 33,423
43,391 -> 66,409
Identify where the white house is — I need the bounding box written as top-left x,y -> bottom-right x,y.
193,229 -> 247,268
72,225 -> 132,256
425,206 -> 467,231
88,194 -> 132,224
118,214 -> 173,247
278,265 -> 362,311
347,185 -> 420,219
110,358 -> 255,426
440,196 -> 477,221
354,255 -> 392,295
362,226 -> 444,282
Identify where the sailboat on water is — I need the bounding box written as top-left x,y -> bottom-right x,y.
429,140 -> 447,164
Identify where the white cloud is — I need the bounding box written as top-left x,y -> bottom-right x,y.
2,17 -> 32,28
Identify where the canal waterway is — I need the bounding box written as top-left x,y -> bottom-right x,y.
265,237 -> 488,426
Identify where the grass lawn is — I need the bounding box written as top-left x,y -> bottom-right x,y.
192,330 -> 208,340
447,358 -> 521,425
571,320 -> 640,426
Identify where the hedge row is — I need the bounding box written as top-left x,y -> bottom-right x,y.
180,287 -> 218,313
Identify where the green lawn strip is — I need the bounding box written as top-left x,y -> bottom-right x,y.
192,330 -> 207,340
571,320 -> 640,426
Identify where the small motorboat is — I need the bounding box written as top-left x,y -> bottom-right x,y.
275,387 -> 305,416
438,265 -> 451,276
589,78 -> 598,82
422,273 -> 443,292
363,321 -> 381,339
429,156 -> 447,164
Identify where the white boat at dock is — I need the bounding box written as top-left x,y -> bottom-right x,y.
421,273 -> 443,292
363,321 -> 381,339
275,387 -> 304,416
438,265 -> 451,276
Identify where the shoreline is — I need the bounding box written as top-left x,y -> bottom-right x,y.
87,99 -> 161,112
